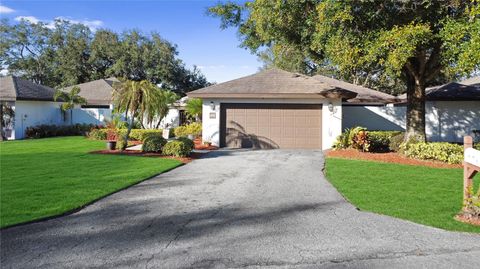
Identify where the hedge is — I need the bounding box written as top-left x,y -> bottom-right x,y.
87,128 -> 163,141
402,142 -> 464,164
162,139 -> 193,157
26,124 -> 99,139
142,135 -> 167,153
369,131 -> 403,152
173,122 -> 202,137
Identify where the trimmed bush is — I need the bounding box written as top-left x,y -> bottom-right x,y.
86,128 -> 162,141
116,139 -> 127,150
369,131 -> 403,152
333,127 -> 369,151
162,140 -> 192,157
173,122 -> 202,137
142,135 -> 167,153
87,128 -> 107,140
177,137 -> 194,151
402,142 -> 463,164
25,124 -> 98,139
389,133 -> 405,152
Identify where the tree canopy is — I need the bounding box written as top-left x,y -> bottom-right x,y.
0,18 -> 211,94
209,0 -> 480,140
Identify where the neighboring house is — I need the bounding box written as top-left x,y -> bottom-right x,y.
1,76 -> 63,140
0,76 -> 189,139
188,69 -> 480,149
0,76 -> 114,140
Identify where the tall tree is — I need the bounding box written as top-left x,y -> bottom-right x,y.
209,0 -> 480,141
53,86 -> 87,125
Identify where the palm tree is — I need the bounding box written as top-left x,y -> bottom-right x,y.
54,86 -> 87,125
155,90 -> 179,129
185,98 -> 202,122
112,79 -> 174,150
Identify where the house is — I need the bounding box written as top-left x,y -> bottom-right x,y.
187,69 -> 480,149
0,76 -> 189,139
188,68 -> 361,150
0,76 -> 114,140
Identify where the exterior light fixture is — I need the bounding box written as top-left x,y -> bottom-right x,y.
210,101 -> 216,111
328,102 -> 334,112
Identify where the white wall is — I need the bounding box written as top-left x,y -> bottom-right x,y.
202,98 -> 342,150
343,101 -> 480,143
72,108 -> 112,126
14,100 -> 64,139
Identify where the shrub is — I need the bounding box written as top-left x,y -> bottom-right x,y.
116,139 -> 127,150
25,124 -> 98,139
333,127 -> 370,151
388,133 -> 405,152
369,131 -> 403,152
173,122 -> 202,137
333,128 -> 353,149
475,143 -> 480,150
162,140 -> 192,157
402,142 -> 464,164
177,137 -> 194,151
87,128 -> 107,140
142,135 -> 167,153
86,128 -> 162,141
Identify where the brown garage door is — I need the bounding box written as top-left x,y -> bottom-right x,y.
220,103 -> 322,149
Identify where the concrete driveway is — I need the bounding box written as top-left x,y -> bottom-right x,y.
1,150 -> 480,268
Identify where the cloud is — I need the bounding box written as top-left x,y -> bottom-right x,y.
14,15 -> 103,31
0,5 -> 15,14
198,65 -> 226,70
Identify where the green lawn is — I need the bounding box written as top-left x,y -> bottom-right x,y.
325,157 -> 480,233
0,137 -> 182,228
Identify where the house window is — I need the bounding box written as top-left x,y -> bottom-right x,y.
179,110 -> 187,125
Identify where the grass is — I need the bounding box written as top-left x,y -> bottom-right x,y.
0,136 -> 182,228
325,157 -> 480,233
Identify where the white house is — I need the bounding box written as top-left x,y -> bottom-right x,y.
0,76 -> 189,139
0,76 -> 113,139
187,69 -> 480,149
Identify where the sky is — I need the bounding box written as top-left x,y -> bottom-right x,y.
0,0 -> 262,83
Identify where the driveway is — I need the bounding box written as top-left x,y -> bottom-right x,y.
1,150 -> 480,268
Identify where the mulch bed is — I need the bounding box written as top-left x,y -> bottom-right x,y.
326,149 -> 462,169
193,138 -> 218,150
455,214 -> 480,226
90,150 -> 204,164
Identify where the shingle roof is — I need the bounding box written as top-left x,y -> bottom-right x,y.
0,76 -> 56,101
397,80 -> 480,101
312,75 -> 397,104
187,68 -> 357,99
63,77 -> 118,105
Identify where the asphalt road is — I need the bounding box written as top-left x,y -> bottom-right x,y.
1,150 -> 480,268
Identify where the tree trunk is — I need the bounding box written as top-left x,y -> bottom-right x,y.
405,73 -> 426,142
70,109 -> 73,125
122,115 -> 135,151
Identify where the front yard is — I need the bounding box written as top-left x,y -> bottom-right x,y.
0,137 -> 182,228
326,157 -> 480,233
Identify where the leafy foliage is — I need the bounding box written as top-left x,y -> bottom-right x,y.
173,122 -> 202,137
368,131 -> 403,152
389,133 -> 406,153
53,86 -> 87,124
162,140 -> 193,157
0,19 -> 210,92
176,137 -> 195,151
185,98 -> 203,121
401,142 -> 464,164
142,135 -> 167,153
87,128 -> 163,141
25,124 -> 98,139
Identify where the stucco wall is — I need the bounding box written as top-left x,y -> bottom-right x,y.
201,98 -> 342,150
343,101 -> 480,143
72,108 -> 112,126
14,101 -> 64,139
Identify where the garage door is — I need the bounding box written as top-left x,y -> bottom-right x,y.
220,103 -> 322,149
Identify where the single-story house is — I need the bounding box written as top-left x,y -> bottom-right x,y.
188,69 -> 480,149
0,76 -> 114,139
0,76 -> 190,139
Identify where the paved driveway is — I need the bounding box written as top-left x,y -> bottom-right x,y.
1,150 -> 480,268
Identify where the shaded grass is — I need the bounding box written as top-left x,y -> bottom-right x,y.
0,137 -> 182,228
325,157 -> 480,233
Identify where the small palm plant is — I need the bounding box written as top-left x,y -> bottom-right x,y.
185,98 -> 202,122
54,86 -> 87,125
112,79 -> 175,150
